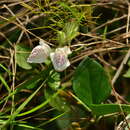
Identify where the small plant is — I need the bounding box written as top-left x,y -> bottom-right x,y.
27,39 -> 72,72
0,0 -> 130,130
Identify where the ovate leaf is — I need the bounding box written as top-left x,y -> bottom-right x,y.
16,44 -> 32,70
73,57 -> 111,105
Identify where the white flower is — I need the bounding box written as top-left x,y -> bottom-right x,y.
27,39 -> 71,72
27,39 -> 51,63
50,46 -> 71,72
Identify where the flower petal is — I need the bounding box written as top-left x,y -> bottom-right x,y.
27,39 -> 51,63
50,47 -> 71,72
61,46 -> 72,55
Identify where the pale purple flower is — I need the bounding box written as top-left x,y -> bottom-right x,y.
50,46 -> 71,72
27,39 -> 51,63
27,40 -> 71,71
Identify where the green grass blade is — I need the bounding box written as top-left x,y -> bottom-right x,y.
37,111 -> 67,127
0,80 -> 47,128
0,64 -> 12,75
12,81 -> 46,119
17,85 -> 66,117
0,74 -> 10,92
17,123 -> 43,130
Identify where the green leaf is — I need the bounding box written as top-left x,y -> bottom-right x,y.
73,57 -> 111,105
57,22 -> 79,45
0,64 -> 12,75
0,74 -> 10,92
127,60 -> 130,67
17,82 -> 64,117
56,112 -> 71,130
21,76 -> 41,90
17,67 -> 51,90
44,88 -> 70,112
72,94 -> 130,116
0,68 -> 51,106
63,22 -> 79,42
15,123 -> 42,130
2,29 -> 21,47
3,82 -> 46,127
123,68 -> 130,78
47,71 -> 61,90
16,44 -> 32,70
57,31 -> 66,45
90,104 -> 130,116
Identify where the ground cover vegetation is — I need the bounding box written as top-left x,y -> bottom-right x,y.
1,0 -> 130,130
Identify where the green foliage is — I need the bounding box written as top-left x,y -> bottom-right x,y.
14,123 -> 42,130
57,22 -> 79,46
1,0 -> 130,129
44,88 -> 70,112
123,69 -> 130,78
16,67 -> 52,90
47,71 -> 61,90
0,64 -> 12,75
123,60 -> 130,78
90,104 -> 130,116
3,30 -> 21,47
0,74 -> 10,92
17,74 -> 41,90
73,57 -> 111,105
16,44 -> 32,70
58,2 -> 82,22
56,112 -> 71,130
72,57 -> 130,116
